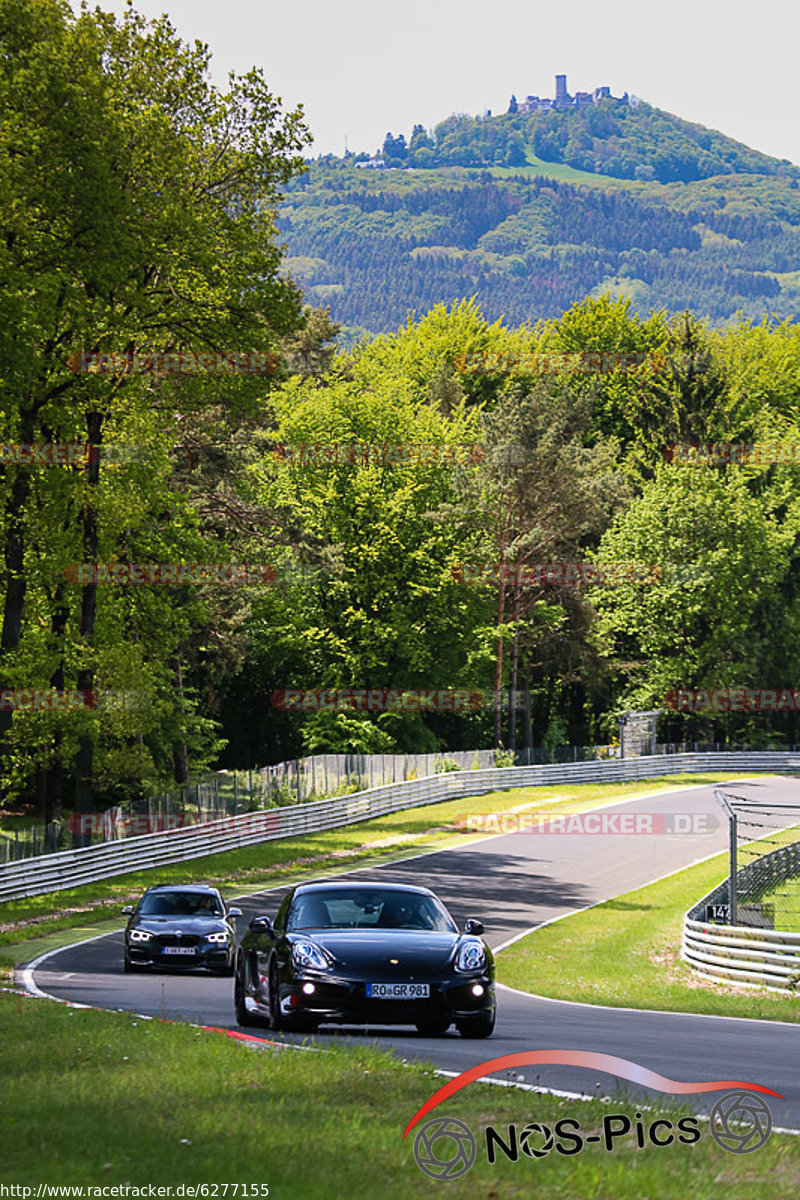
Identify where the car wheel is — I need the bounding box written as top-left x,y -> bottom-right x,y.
456,1011 -> 495,1039
268,963 -> 317,1034
235,954 -> 269,1028
268,961 -> 284,1031
415,1018 -> 451,1036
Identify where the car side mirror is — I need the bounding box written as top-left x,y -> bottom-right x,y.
122,905 -> 134,915
228,907 -> 243,918
464,918 -> 484,935
249,916 -> 274,934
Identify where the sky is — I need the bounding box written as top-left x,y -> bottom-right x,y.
90,0 -> 799,167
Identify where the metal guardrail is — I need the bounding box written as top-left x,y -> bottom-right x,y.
682,920 -> 800,991
3,750 -> 800,903
683,839 -> 800,992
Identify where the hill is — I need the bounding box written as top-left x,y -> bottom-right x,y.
393,96 -> 799,184
278,155 -> 800,335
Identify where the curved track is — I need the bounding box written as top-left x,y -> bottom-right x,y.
21,778 -> 800,1128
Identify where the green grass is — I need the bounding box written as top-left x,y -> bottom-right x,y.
488,153 -> 630,187
0,773 -> 757,951
2,991 -> 797,1196
497,850 -> 800,1022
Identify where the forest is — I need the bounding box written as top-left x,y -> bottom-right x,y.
3,0 -> 800,823
280,162 -> 800,333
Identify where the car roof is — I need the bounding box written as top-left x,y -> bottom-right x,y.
144,884 -> 220,894
293,880 -> 435,897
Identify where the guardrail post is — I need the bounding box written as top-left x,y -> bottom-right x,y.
729,809 -> 738,926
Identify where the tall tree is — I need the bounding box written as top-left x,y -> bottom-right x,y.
0,0 -> 309,812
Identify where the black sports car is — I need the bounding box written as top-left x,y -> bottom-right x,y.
234,880 -> 495,1037
122,884 -> 242,975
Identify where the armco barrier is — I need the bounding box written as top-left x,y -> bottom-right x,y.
682,838 -> 800,991
2,750 -> 800,903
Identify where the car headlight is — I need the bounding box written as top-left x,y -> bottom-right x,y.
291,940 -> 331,971
205,931 -> 230,945
128,929 -> 152,943
456,940 -> 486,972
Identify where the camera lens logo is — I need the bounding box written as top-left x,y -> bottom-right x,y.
413,1117 -> 477,1180
710,1091 -> 772,1154
519,1122 -> 555,1158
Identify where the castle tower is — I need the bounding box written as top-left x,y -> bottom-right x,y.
555,74 -> 568,106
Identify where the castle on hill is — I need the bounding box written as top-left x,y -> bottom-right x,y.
511,74 -> 635,114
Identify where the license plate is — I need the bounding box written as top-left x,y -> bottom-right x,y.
162,947 -> 195,956
366,982 -> 429,999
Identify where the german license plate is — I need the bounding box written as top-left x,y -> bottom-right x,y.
366,982 -> 429,999
162,947 -> 195,956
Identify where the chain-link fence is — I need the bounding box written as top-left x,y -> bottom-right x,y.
711,790 -> 800,930
0,742 -> 643,863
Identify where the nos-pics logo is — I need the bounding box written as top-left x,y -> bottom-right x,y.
412,1093 -> 773,1178
405,1051 -> 780,1179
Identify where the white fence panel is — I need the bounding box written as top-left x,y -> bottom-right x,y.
4,751 -> 800,902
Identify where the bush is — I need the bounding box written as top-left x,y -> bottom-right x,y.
434,757 -> 461,773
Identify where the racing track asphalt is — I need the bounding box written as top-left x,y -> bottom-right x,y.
20,777 -> 800,1129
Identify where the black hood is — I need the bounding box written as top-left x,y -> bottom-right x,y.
289,929 -> 462,975
133,914 -> 229,935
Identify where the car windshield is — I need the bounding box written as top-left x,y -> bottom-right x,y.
138,892 -> 224,917
287,887 -> 456,932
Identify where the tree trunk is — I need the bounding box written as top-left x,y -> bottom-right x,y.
508,593 -> 520,755
522,665 -> 533,759
0,414 -> 34,790
39,591 -> 70,829
72,411 -> 102,845
493,550 -> 507,749
171,658 -> 190,784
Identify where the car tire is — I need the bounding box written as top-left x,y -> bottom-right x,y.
456,1011 -> 495,1039
215,960 -> 235,977
235,954 -> 269,1028
415,1019 -> 451,1036
268,962 -> 318,1034
268,960 -> 284,1031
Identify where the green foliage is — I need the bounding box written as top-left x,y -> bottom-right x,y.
433,756 -> 461,772
0,0 -> 309,807
421,101 -> 799,183
279,159 -> 799,332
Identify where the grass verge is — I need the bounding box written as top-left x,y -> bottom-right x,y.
497,850 -> 800,1022
0,773 -> 757,951
2,991 -> 797,1196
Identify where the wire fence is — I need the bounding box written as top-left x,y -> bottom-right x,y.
2,749 -> 500,862
0,740 -> 766,865
729,799 -> 800,931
